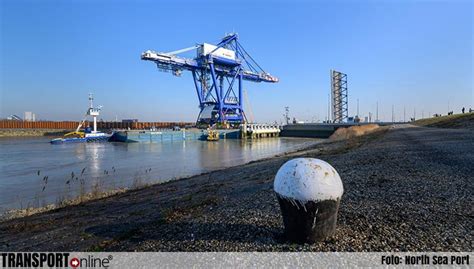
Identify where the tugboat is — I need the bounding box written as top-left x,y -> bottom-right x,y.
206,124 -> 220,141
206,129 -> 220,141
51,94 -> 112,144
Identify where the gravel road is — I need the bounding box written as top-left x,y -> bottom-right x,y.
0,125 -> 472,251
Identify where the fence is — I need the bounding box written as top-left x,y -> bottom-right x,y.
0,120 -> 194,130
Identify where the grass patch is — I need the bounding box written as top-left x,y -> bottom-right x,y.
329,124 -> 380,140
318,127 -> 389,156
3,188 -> 128,221
414,112 -> 473,129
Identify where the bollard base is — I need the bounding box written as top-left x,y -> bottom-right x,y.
277,195 -> 340,243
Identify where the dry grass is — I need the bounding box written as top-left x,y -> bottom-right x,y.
3,188 -> 127,220
414,112 -> 474,129
329,124 -> 380,140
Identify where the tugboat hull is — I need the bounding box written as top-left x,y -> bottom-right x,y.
50,135 -> 111,144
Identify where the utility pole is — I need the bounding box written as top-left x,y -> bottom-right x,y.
422,110 -> 424,119
391,105 -> 394,122
404,106 -> 406,122
328,93 -> 330,122
414,108 -> 416,121
284,106 -> 290,125
357,98 -> 359,116
376,102 -> 379,122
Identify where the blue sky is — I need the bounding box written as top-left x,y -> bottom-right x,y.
1,0 -> 472,122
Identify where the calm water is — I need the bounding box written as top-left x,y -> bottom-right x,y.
0,137 -> 320,213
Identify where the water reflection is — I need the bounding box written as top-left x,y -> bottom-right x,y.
0,137 -> 319,212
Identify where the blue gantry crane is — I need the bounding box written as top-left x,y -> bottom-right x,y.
141,33 -> 278,126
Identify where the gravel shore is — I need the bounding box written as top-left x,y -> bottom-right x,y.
0,125 -> 472,251
0,129 -> 70,137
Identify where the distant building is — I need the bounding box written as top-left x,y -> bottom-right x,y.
347,116 -> 361,123
122,119 -> 138,123
24,111 -> 36,122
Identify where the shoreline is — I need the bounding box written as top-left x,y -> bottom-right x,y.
0,129 -> 71,137
1,136 -> 324,220
0,125 -> 472,251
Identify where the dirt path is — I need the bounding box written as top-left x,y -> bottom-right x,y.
0,125 -> 472,251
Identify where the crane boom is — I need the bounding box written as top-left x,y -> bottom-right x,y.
141,51 -> 278,83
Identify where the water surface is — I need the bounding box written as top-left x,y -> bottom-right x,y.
0,137 -> 320,213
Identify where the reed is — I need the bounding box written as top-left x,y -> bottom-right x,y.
2,165 -> 158,220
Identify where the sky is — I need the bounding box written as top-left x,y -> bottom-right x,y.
1,0 -> 472,123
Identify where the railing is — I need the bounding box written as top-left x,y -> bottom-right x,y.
240,123 -> 281,138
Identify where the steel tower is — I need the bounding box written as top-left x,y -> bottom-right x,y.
330,70 -> 348,123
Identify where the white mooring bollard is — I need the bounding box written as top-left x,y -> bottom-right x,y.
274,158 -> 344,243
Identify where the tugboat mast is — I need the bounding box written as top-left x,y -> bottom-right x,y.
89,93 -> 94,110
87,93 -> 101,133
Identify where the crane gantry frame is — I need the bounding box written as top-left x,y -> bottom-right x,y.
141,33 -> 278,126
